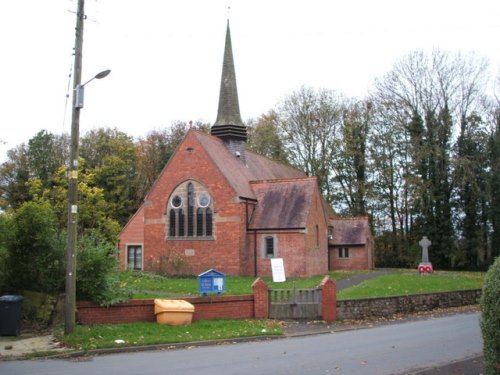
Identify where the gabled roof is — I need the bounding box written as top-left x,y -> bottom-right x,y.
193,130 -> 306,200
330,217 -> 371,245
248,177 -> 318,230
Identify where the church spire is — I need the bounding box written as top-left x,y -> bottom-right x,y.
211,20 -> 247,142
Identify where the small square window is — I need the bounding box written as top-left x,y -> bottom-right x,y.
338,247 -> 350,259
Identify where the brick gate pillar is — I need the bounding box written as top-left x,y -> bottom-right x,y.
319,275 -> 336,322
252,278 -> 269,319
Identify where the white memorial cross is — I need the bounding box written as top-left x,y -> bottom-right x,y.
419,236 -> 432,263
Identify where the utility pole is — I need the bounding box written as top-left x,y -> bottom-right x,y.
65,0 -> 84,334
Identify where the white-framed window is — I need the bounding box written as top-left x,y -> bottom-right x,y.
338,247 -> 350,259
127,245 -> 143,270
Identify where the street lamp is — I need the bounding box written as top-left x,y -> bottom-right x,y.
65,69 -> 110,334
74,69 -> 111,109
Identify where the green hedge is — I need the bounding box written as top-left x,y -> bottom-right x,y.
480,256 -> 500,375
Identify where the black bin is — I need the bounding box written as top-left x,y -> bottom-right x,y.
0,295 -> 24,336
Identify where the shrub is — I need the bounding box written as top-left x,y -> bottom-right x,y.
76,234 -> 131,306
7,201 -> 65,293
480,256 -> 500,375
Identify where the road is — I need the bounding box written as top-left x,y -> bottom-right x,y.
1,313 -> 482,375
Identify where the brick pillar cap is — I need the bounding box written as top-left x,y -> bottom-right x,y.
251,277 -> 268,289
319,275 -> 335,287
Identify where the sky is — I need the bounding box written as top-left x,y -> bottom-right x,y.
0,0 -> 499,163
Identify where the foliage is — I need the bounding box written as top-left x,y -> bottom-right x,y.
80,128 -> 138,225
337,271 -> 484,300
62,319 -> 282,350
0,131 -> 68,211
27,163 -> 121,242
76,234 -> 132,306
276,86 -> 343,201
480,256 -> 500,374
6,201 -> 65,294
0,213 -> 12,293
247,110 -> 289,164
134,121 -> 209,200
0,144 -> 31,210
21,290 -> 57,326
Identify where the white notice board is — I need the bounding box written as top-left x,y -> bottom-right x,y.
270,258 -> 286,282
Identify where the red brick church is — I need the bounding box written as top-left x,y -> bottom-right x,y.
118,22 -> 374,277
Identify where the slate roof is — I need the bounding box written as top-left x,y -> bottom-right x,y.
193,130 -> 306,200
248,178 -> 318,230
329,217 -> 371,245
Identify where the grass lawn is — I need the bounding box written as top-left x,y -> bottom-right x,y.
337,271 -> 485,300
61,269 -> 484,351
62,319 -> 282,351
118,270 -> 365,299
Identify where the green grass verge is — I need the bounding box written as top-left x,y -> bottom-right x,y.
118,270 -> 364,298
62,319 -> 282,351
337,271 -> 484,300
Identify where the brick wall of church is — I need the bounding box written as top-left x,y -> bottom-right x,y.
141,132 -> 246,276
330,245 -> 370,270
304,189 -> 329,276
118,205 -> 144,270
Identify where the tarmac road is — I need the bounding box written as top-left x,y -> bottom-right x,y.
0,312 -> 482,375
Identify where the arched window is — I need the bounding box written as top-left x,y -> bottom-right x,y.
167,181 -> 213,239
187,183 -> 194,236
206,208 -> 213,236
265,236 -> 274,258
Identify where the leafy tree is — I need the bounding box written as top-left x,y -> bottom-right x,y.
0,213 -> 12,293
0,131 -> 68,211
27,130 -> 69,187
0,144 -> 30,210
246,110 -> 289,163
333,99 -> 372,216
135,121 -> 209,199
80,128 -> 138,225
6,201 -> 65,293
488,105 -> 500,261
454,114 -> 490,268
27,161 -> 120,242
276,86 -> 343,202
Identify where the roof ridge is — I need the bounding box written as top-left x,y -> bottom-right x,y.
332,216 -> 369,220
250,176 -> 317,185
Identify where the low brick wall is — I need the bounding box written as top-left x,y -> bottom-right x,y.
77,294 -> 255,325
76,282 -> 480,325
336,289 -> 482,320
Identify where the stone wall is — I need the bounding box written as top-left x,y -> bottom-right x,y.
336,289 -> 482,320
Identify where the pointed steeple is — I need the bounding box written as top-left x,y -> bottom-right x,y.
211,21 -> 247,142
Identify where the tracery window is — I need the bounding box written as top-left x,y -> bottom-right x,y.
168,181 -> 214,239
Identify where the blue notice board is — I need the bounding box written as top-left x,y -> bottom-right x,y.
198,269 -> 226,295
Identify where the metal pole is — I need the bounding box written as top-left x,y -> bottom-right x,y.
65,0 -> 84,335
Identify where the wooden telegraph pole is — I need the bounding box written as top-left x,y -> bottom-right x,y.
65,0 -> 84,334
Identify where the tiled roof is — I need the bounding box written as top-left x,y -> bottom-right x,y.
248,178 -> 318,230
193,130 -> 306,199
329,217 -> 370,245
